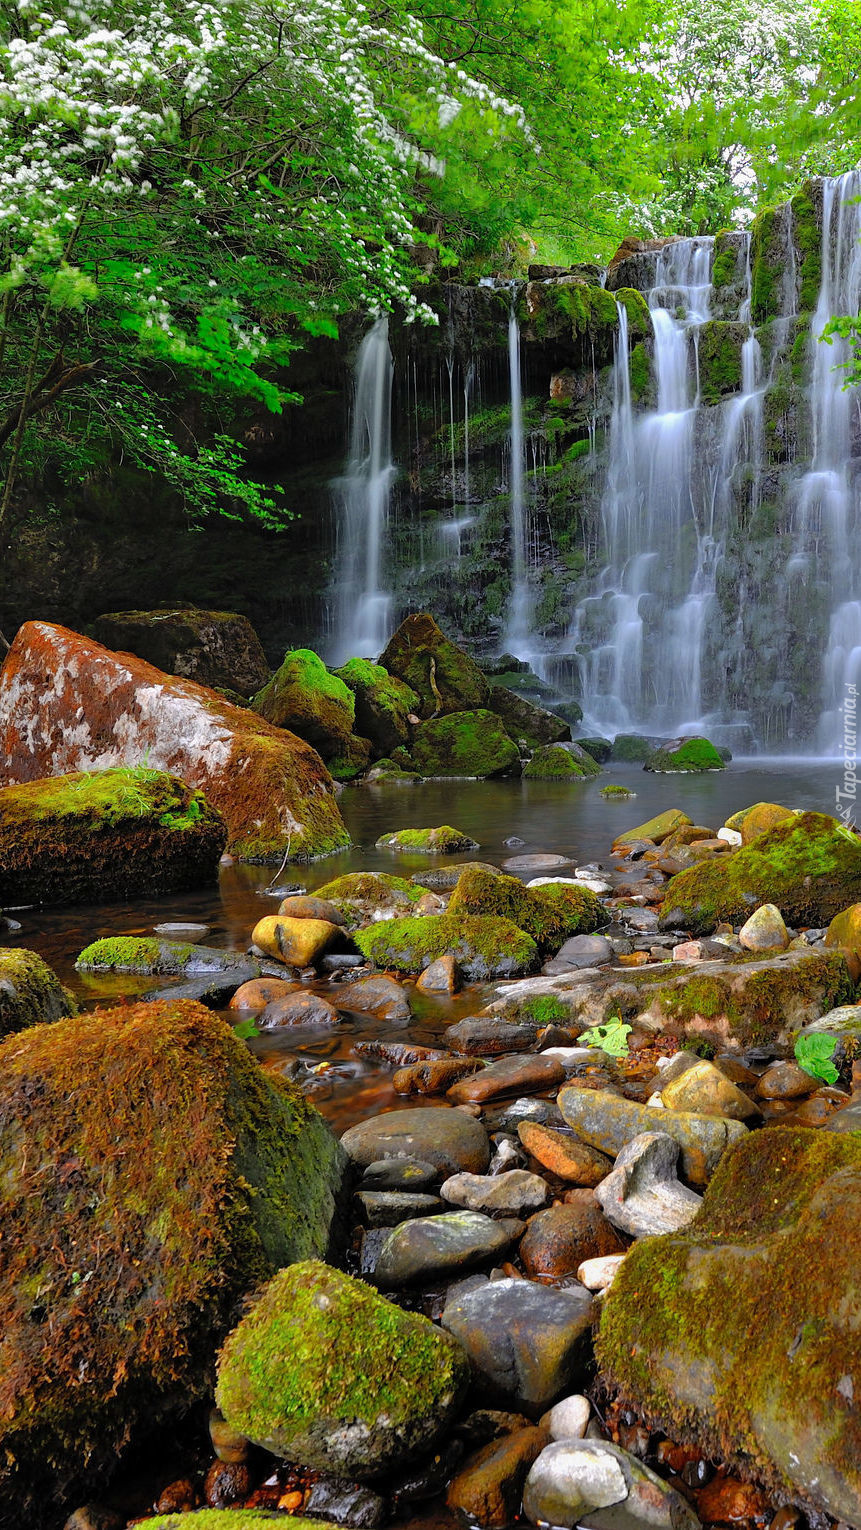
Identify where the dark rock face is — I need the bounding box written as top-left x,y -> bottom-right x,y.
92,607 -> 270,696
598,1128 -> 861,1524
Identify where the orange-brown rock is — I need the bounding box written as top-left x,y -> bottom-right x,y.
517,1122 -> 613,1186
519,1194 -> 626,1278
229,978 -> 301,1010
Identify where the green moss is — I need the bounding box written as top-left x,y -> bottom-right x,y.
333,659 -> 419,755
792,188 -> 822,313
661,811 -> 861,933
327,734 -> 372,782
0,948 -> 77,1037
611,734 -> 652,761
653,953 -> 853,1047
711,233 -> 737,290
353,912 -> 539,979
615,286 -> 652,341
0,767 -> 226,905
597,1129 -> 861,1510
448,864 -> 604,954
697,321 -> 745,405
75,936 -> 200,973
379,613 -> 490,720
629,341 -> 651,404
139,1517 -> 340,1530
251,649 -> 355,760
556,282 -> 619,338
410,710 -> 519,777
517,994 -> 573,1026
375,825 -> 478,853
601,784 -> 634,798
645,737 -> 724,773
751,206 -> 779,323
523,743 -> 600,779
313,870 -> 423,927
791,314 -> 812,384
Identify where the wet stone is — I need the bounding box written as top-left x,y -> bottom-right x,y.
518,1122 -> 614,1186
448,1054 -> 566,1105
520,1195 -> 626,1279
361,1157 -> 440,1191
375,1210 -> 516,1286
341,1106 -> 491,1175
355,1190 -> 445,1227
304,1477 -> 387,1527
441,1277 -> 594,1413
258,991 -> 341,1029
447,1425 -> 550,1528
441,1169 -> 551,1218
756,1060 -> 819,1100
543,936 -> 615,975
445,1016 -> 540,1056
337,974 -> 412,1022
523,1439 -> 701,1530
394,1058 -> 485,1096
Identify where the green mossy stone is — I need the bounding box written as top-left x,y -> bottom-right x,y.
697,321 -> 746,404
597,1128 -> 861,1522
333,658 -> 420,755
353,913 -> 539,980
251,649 -> 355,760
660,811 -> 861,934
792,186 -> 822,313
615,809 -> 691,845
611,734 -> 653,762
379,613 -> 490,720
523,743 -> 600,779
74,936 -> 252,975
644,737 -> 725,773
0,767 -> 226,906
138,1517 -> 340,1530
0,1000 -> 347,1524
751,205 -> 781,324
0,948 -> 77,1037
488,685 -> 571,747
313,871 -> 424,927
410,710 -> 519,778
215,1261 -> 469,1476
375,826 -> 479,854
448,865 -> 605,955
327,734 -> 373,782
92,606 -> 270,697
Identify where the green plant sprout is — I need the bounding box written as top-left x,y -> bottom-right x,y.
794,1032 -> 839,1084
578,1016 -> 632,1056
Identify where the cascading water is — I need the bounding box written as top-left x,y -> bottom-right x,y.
504,301 -> 533,655
328,316 -> 396,664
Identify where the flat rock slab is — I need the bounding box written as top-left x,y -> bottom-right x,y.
375,1211 -> 515,1286
445,1017 -> 540,1056
355,1191 -> 445,1228
523,1439 -> 701,1530
502,854 -> 574,872
341,1107 -> 490,1176
559,1087 -> 747,1188
441,1170 -> 551,1217
594,1133 -> 703,1239
544,936 -> 615,975
441,1277 -> 594,1413
449,1055 -> 566,1105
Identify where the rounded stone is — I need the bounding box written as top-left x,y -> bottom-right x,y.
277,894 -> 347,924
544,1394 -> 591,1442
229,977 -> 300,1010
340,1107 -> 491,1176
441,1278 -> 594,1413
502,854 -> 574,872
375,1210 -> 516,1286
518,1122 -> 614,1186
258,991 -> 341,1029
440,1169 -> 551,1217
361,1157 -> 440,1190
251,914 -> 340,967
738,903 -> 789,952
519,1197 -> 626,1279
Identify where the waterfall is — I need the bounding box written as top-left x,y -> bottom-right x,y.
328,316 -> 396,664
504,302 -> 532,655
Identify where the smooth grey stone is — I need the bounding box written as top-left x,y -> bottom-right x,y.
441,1277 -> 594,1412
595,1133 -> 703,1238
141,967 -> 260,1006
486,1097 -> 565,1132
445,1016 -> 539,1055
523,1439 -> 701,1530
824,1101 -> 861,1132
375,1211 -> 515,1286
558,1087 -> 747,1188
304,1479 -> 386,1528
321,953 -> 367,970
440,1169 -> 550,1217
361,1157 -> 440,1191
359,1228 -> 389,1277
620,908 -> 659,932
543,936 -> 615,975
341,1107 -> 490,1176
355,1190 -> 445,1228
152,921 -> 210,941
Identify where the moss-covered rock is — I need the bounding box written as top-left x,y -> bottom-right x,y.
614,809 -> 691,846
644,737 -> 725,773
611,734 -> 653,762
597,1128 -> 861,1522
792,184 -> 822,313
251,649 -> 355,762
0,948 -> 77,1037
751,204 -> 783,324
0,1000 -> 347,1524
410,711 -> 519,777
488,685 -> 571,746
139,1517 -> 339,1530
448,865 -> 605,955
333,658 -> 419,755
353,914 -> 539,980
697,321 -> 746,404
660,812 -> 861,934
0,767 -> 226,906
375,825 -> 479,854
326,734 -> 373,782
92,606 -> 270,697
523,743 -> 600,779
379,612 -> 490,719
75,936 -> 255,976
215,1261 -> 469,1477
313,871 -> 424,926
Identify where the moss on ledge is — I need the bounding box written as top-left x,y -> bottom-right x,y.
353,912 -> 539,979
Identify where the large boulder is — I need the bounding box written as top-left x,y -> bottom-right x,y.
0,999 -> 348,1525
644,737 -> 724,773
488,685 -> 571,746
0,767 -> 225,905
379,612 -> 490,719
333,658 -> 420,755
353,913 -> 539,980
215,1261 -> 469,1476
313,871 -> 424,926
251,649 -> 356,762
448,866 -> 606,954
0,622 -> 349,861
523,743 -> 601,780
410,710 -> 519,778
92,606 -> 270,696
660,812 -> 861,933
598,1129 -> 861,1525
0,948 -> 77,1037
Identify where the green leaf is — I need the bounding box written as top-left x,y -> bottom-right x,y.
578,1016 -> 632,1057
794,1032 -> 839,1084
232,1017 -> 260,1040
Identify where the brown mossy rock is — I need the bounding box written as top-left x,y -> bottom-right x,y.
0,767 -> 226,906
251,649 -> 355,761
379,613 -> 490,719
0,1000 -> 347,1526
597,1129 -> 861,1524
410,711 -> 519,778
488,686 -> 571,747
825,903 -> 861,960
92,607 -> 270,697
333,659 -> 420,755
215,1261 -> 469,1477
0,622 -> 349,862
614,809 -> 691,847
0,947 -> 77,1037
659,812 -> 861,934
449,865 -> 605,955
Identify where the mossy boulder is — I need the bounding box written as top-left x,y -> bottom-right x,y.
578,736 -> 612,763
732,801 -> 796,843
610,734 -> 653,762
251,649 -> 355,762
488,685 -> 571,746
326,734 -> 373,782
410,711 -> 519,777
523,743 -> 600,780
660,812 -> 861,934
597,1129 -> 861,1522
697,320 -> 746,404
0,948 -> 77,1037
139,1518 -> 338,1530
826,903 -> 861,961
0,1000 -> 347,1524
0,767 -> 226,906
216,1261 -> 469,1476
644,737 -> 725,773
375,825 -> 479,854
614,809 -> 691,846
313,871 -> 424,926
92,606 -> 270,697
379,612 -> 490,719
353,914 -> 539,980
333,658 -> 419,755
449,865 -> 605,955
75,937 -> 257,976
